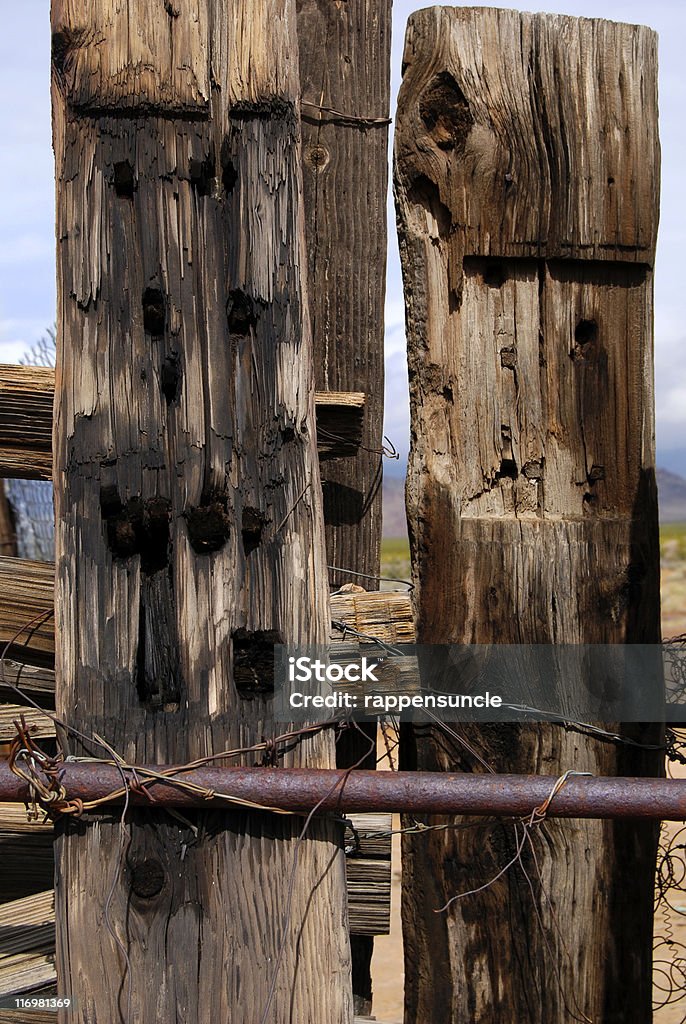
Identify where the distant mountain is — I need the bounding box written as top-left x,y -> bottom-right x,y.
382,466 -> 686,537
382,474 -> 407,539
658,468 -> 686,523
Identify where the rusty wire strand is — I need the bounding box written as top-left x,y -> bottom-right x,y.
328,563 -> 413,591
300,100 -> 392,127
316,426 -> 400,459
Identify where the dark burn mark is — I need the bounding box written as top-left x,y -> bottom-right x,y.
130,859 -> 165,899
222,160 -> 237,194
142,288 -> 166,336
496,459 -> 518,481
108,510 -> 138,559
136,568 -> 180,709
99,484 -> 123,519
575,319 -> 598,346
522,460 -> 542,480
185,495 -> 231,554
322,481 -> 365,526
229,97 -> 295,122
419,72 -> 473,152
571,318 -> 599,361
141,497 -> 172,574
241,506 -> 265,556
113,160 -> 135,199
51,28 -> 77,75
232,629 -> 281,697
220,139 -> 238,194
100,490 -> 178,709
226,289 -> 257,335
484,263 -> 507,288
189,149 -> 215,197
588,465 -> 605,483
101,492 -> 171,573
281,426 -> 296,444
161,353 -> 182,404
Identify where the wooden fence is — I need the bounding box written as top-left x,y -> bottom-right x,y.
0,365 -> 409,1022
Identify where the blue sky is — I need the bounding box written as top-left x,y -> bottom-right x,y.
2,2 -> 685,474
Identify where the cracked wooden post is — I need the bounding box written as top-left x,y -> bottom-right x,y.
395,8 -> 661,1022
51,1 -> 352,1020
296,1 -> 392,1014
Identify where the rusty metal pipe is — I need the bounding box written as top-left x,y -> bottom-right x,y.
1,763 -> 685,819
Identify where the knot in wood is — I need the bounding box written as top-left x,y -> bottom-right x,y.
304,144 -> 330,171
130,859 -> 165,899
419,72 -> 473,152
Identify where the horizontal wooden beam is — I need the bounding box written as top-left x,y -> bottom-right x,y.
0,555 -> 414,665
314,391 -> 366,457
345,811 -> 392,936
0,558 -> 54,661
0,366 -> 53,481
0,661 -> 55,700
0,705 -> 54,741
0,365 -> 366,479
330,590 -> 415,646
0,890 -> 55,999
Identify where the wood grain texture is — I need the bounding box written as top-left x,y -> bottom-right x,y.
0,367 -> 53,481
0,892 -> 55,998
296,0 -> 391,586
0,481 -> 16,553
0,661 -> 55,700
395,6 -> 658,269
51,2 -> 353,1020
296,7 -> 391,1007
0,558 -> 54,662
0,705 -> 54,741
345,812 -> 392,937
395,8 -> 661,1023
51,0 -> 210,113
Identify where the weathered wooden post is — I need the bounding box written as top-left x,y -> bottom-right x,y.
0,483 -> 16,556
395,8 -> 660,1022
51,1 -> 352,1020
296,0 -> 390,585
296,1 -> 393,1014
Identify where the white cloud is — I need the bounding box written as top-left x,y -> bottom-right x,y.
0,319 -> 55,365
